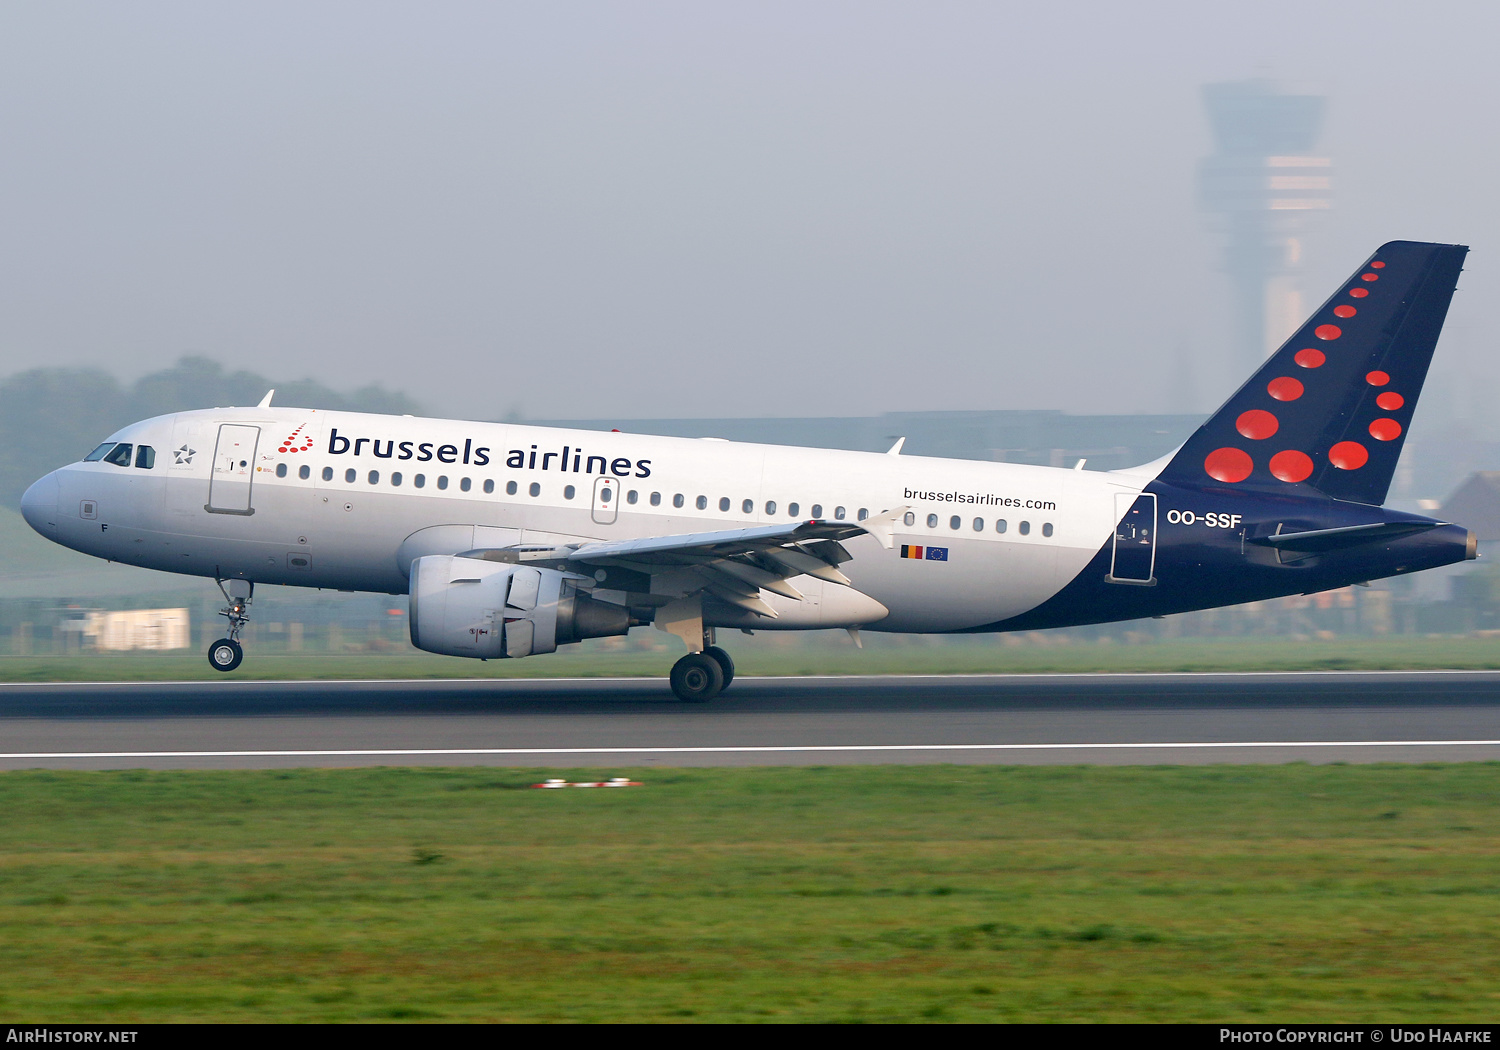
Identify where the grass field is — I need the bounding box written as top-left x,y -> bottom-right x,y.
5,633 -> 1500,681
1,764 -> 1497,1022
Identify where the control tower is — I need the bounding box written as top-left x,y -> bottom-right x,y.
1199,80 -> 1332,373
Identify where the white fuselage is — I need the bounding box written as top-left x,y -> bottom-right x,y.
24,407 -> 1151,632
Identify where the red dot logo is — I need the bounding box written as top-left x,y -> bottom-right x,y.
1369,418 -> 1403,442
1294,349 -> 1326,369
1204,447 -> 1253,483
1236,409 -> 1279,440
1328,441 -> 1369,470
1366,370 -> 1390,386
1362,273 -> 1379,282
1314,324 -> 1342,340
1269,450 -> 1314,483
279,446 -> 288,453
1371,261 -> 1385,268
1268,377 -> 1304,401
1376,392 -> 1404,411
1349,288 -> 1369,298
1333,305 -> 1356,318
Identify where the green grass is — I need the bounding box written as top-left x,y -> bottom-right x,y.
1,764 -> 1499,1021
5,634 -> 1500,681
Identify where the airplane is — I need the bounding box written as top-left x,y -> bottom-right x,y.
18,240 -> 1475,701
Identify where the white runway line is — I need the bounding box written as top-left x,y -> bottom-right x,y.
4,739 -> 1500,760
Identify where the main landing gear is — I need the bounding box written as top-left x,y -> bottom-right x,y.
669,638 -> 736,703
208,579 -> 252,673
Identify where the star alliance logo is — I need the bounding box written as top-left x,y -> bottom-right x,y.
173,445 -> 196,465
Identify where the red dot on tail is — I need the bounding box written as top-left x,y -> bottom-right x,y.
1369,418 -> 1402,441
1269,450 -> 1314,483
1315,324 -> 1342,340
1376,392 -> 1404,410
1294,349 -> 1325,369
1204,447 -> 1253,483
279,447 -> 288,453
1268,377 -> 1304,401
1371,261 -> 1385,268
1329,441 -> 1369,470
1349,288 -> 1369,298
1236,409 -> 1279,440
1333,305 -> 1356,318
1366,370 -> 1390,386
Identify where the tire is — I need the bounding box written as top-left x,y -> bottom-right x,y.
208,638 -> 243,673
703,646 -> 735,688
670,652 -> 725,703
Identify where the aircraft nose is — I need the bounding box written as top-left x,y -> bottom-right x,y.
20,472 -> 59,537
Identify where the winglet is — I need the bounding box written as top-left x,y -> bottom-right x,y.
886,437 -> 906,456
257,390 -> 275,408
858,506 -> 910,549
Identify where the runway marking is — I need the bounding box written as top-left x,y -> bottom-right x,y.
4,740 -> 1500,760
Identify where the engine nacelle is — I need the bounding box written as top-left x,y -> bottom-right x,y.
408,555 -> 630,659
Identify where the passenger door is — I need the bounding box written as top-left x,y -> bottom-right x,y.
207,424 -> 260,515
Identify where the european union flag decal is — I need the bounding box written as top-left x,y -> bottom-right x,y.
926,546 -> 948,561
900,545 -> 949,561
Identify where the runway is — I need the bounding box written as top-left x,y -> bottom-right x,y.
2,670 -> 1500,769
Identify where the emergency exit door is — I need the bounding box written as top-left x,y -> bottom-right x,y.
207,424 -> 260,515
591,476 -> 619,525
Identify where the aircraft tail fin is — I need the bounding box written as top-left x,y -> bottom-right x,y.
1156,240 -> 1467,505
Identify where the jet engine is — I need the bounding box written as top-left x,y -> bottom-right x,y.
408,554 -> 630,659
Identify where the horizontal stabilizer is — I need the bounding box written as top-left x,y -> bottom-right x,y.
1253,520 -> 1443,553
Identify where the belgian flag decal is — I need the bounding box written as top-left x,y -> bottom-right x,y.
900,545 -> 948,561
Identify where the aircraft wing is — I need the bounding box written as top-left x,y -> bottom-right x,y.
457,518 -> 885,618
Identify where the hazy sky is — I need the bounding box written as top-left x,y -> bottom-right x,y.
3,2 -> 1498,423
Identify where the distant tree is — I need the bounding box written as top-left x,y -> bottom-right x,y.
0,357 -> 422,508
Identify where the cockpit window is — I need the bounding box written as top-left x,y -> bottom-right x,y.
135,445 -> 155,469
102,443 -> 133,467
83,443 -> 115,462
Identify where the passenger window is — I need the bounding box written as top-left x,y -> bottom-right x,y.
460,478 -> 472,492
416,474 -> 427,489
103,443 -> 133,467
811,504 -> 823,518
135,445 -> 155,469
564,485 -> 576,500
719,497 -> 730,512
300,465 -> 311,480
742,499 -> 753,514
765,501 -> 777,515
391,472 -> 402,487
1042,522 -> 1054,537
903,512 -> 915,526
600,487 -> 612,503
437,476 -> 448,490
673,494 -> 684,508
696,495 -> 707,510
788,503 -> 799,517
996,519 -> 1008,534
927,514 -> 938,528
368,470 -> 379,484
973,517 -> 984,532
651,492 -> 661,506
484,479 -> 494,494
83,443 -> 115,462
345,468 -> 356,483
858,509 -> 868,521
835,506 -> 846,520
322,466 -> 333,481
1019,521 -> 1031,535
627,490 -> 638,504
529,482 -> 541,497
505,480 -> 517,495
949,516 -> 960,530
275,463 -> 287,478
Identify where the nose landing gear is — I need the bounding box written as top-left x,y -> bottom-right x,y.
207,579 -> 253,673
